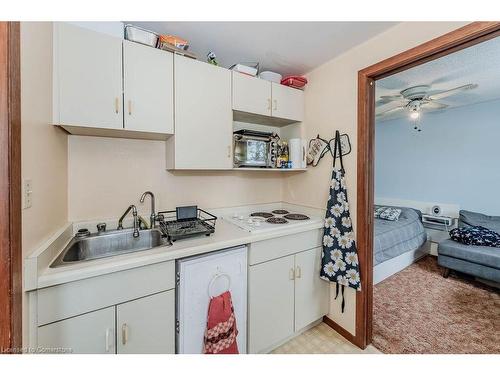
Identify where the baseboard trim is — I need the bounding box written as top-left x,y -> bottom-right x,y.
323,316 -> 357,345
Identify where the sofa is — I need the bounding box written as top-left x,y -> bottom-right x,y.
438,210 -> 500,283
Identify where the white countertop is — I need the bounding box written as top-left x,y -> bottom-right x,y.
30,202 -> 325,290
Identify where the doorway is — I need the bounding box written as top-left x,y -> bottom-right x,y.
0,21 -> 22,353
355,22 -> 500,349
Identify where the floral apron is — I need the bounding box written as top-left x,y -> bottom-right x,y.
320,130 -> 361,313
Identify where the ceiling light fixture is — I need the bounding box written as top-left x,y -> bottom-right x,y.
410,111 -> 420,120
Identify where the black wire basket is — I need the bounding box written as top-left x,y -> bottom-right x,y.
157,207 -> 217,242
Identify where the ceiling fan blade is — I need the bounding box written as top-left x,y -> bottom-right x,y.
380,94 -> 403,100
422,101 -> 449,110
427,84 -> 478,100
376,106 -> 405,117
376,95 -> 407,108
377,95 -> 404,104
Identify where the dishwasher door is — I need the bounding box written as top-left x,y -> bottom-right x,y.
176,246 -> 247,354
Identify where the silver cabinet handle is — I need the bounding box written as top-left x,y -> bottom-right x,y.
273,99 -> 277,111
128,100 -> 132,115
122,323 -> 129,346
114,97 -> 119,114
105,328 -> 113,352
267,98 -> 272,110
295,266 -> 302,279
289,268 -> 295,280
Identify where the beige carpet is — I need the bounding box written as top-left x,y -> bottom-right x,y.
272,323 -> 380,354
373,256 -> 500,354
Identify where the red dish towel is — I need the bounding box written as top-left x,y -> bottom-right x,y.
204,291 -> 239,354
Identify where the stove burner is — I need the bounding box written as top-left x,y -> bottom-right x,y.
272,209 -> 290,215
250,212 -> 274,218
283,213 -> 310,221
266,217 -> 288,224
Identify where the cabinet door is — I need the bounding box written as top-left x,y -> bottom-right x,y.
123,40 -> 174,134
37,307 -> 115,354
116,290 -> 175,354
271,82 -> 304,121
294,247 -> 329,331
248,255 -> 295,353
55,23 -> 123,129
173,56 -> 233,169
232,72 -> 272,116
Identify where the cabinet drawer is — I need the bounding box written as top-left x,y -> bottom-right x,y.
38,261 -> 175,326
248,229 -> 322,265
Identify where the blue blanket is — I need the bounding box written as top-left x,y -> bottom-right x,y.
374,207 -> 427,265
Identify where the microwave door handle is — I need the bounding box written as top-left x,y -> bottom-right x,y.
236,135 -> 272,142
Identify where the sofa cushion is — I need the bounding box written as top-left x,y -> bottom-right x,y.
438,239 -> 500,269
459,210 -> 500,234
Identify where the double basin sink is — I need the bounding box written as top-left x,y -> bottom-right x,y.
50,228 -> 172,268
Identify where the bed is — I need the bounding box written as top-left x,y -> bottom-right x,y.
373,206 -> 429,284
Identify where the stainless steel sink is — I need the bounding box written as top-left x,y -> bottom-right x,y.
50,228 -> 172,268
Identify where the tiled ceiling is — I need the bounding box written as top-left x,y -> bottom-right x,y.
376,35 -> 500,121
127,22 -> 397,76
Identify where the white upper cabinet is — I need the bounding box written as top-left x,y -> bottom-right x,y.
123,40 -> 174,134
168,55 -> 232,170
54,22 -> 123,129
232,72 -> 272,117
271,82 -> 304,122
232,72 -> 304,123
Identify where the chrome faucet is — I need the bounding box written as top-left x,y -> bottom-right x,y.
117,205 -> 140,238
140,191 -> 156,229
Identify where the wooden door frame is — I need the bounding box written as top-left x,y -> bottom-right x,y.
355,21 -> 500,349
0,21 -> 22,353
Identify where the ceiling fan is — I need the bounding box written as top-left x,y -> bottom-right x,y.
376,83 -> 478,120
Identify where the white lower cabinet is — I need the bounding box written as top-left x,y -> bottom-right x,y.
294,247 -> 330,331
248,255 -> 295,354
35,261 -> 176,354
37,291 -> 175,354
117,290 -> 175,354
248,245 -> 328,354
38,307 -> 116,354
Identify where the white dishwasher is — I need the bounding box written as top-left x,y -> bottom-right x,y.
176,246 -> 247,354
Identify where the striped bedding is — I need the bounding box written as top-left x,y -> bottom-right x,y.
374,206 -> 427,266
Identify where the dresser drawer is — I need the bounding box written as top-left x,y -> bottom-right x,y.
248,229 -> 322,265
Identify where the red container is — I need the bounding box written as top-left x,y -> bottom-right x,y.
281,75 -> 308,89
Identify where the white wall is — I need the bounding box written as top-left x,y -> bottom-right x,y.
376,99 -> 500,216
283,22 -> 468,336
21,22 -> 68,345
68,136 -> 283,221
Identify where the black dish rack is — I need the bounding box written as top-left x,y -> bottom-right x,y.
157,207 -> 217,242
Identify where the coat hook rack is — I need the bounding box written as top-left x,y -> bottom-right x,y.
307,132 -> 352,167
